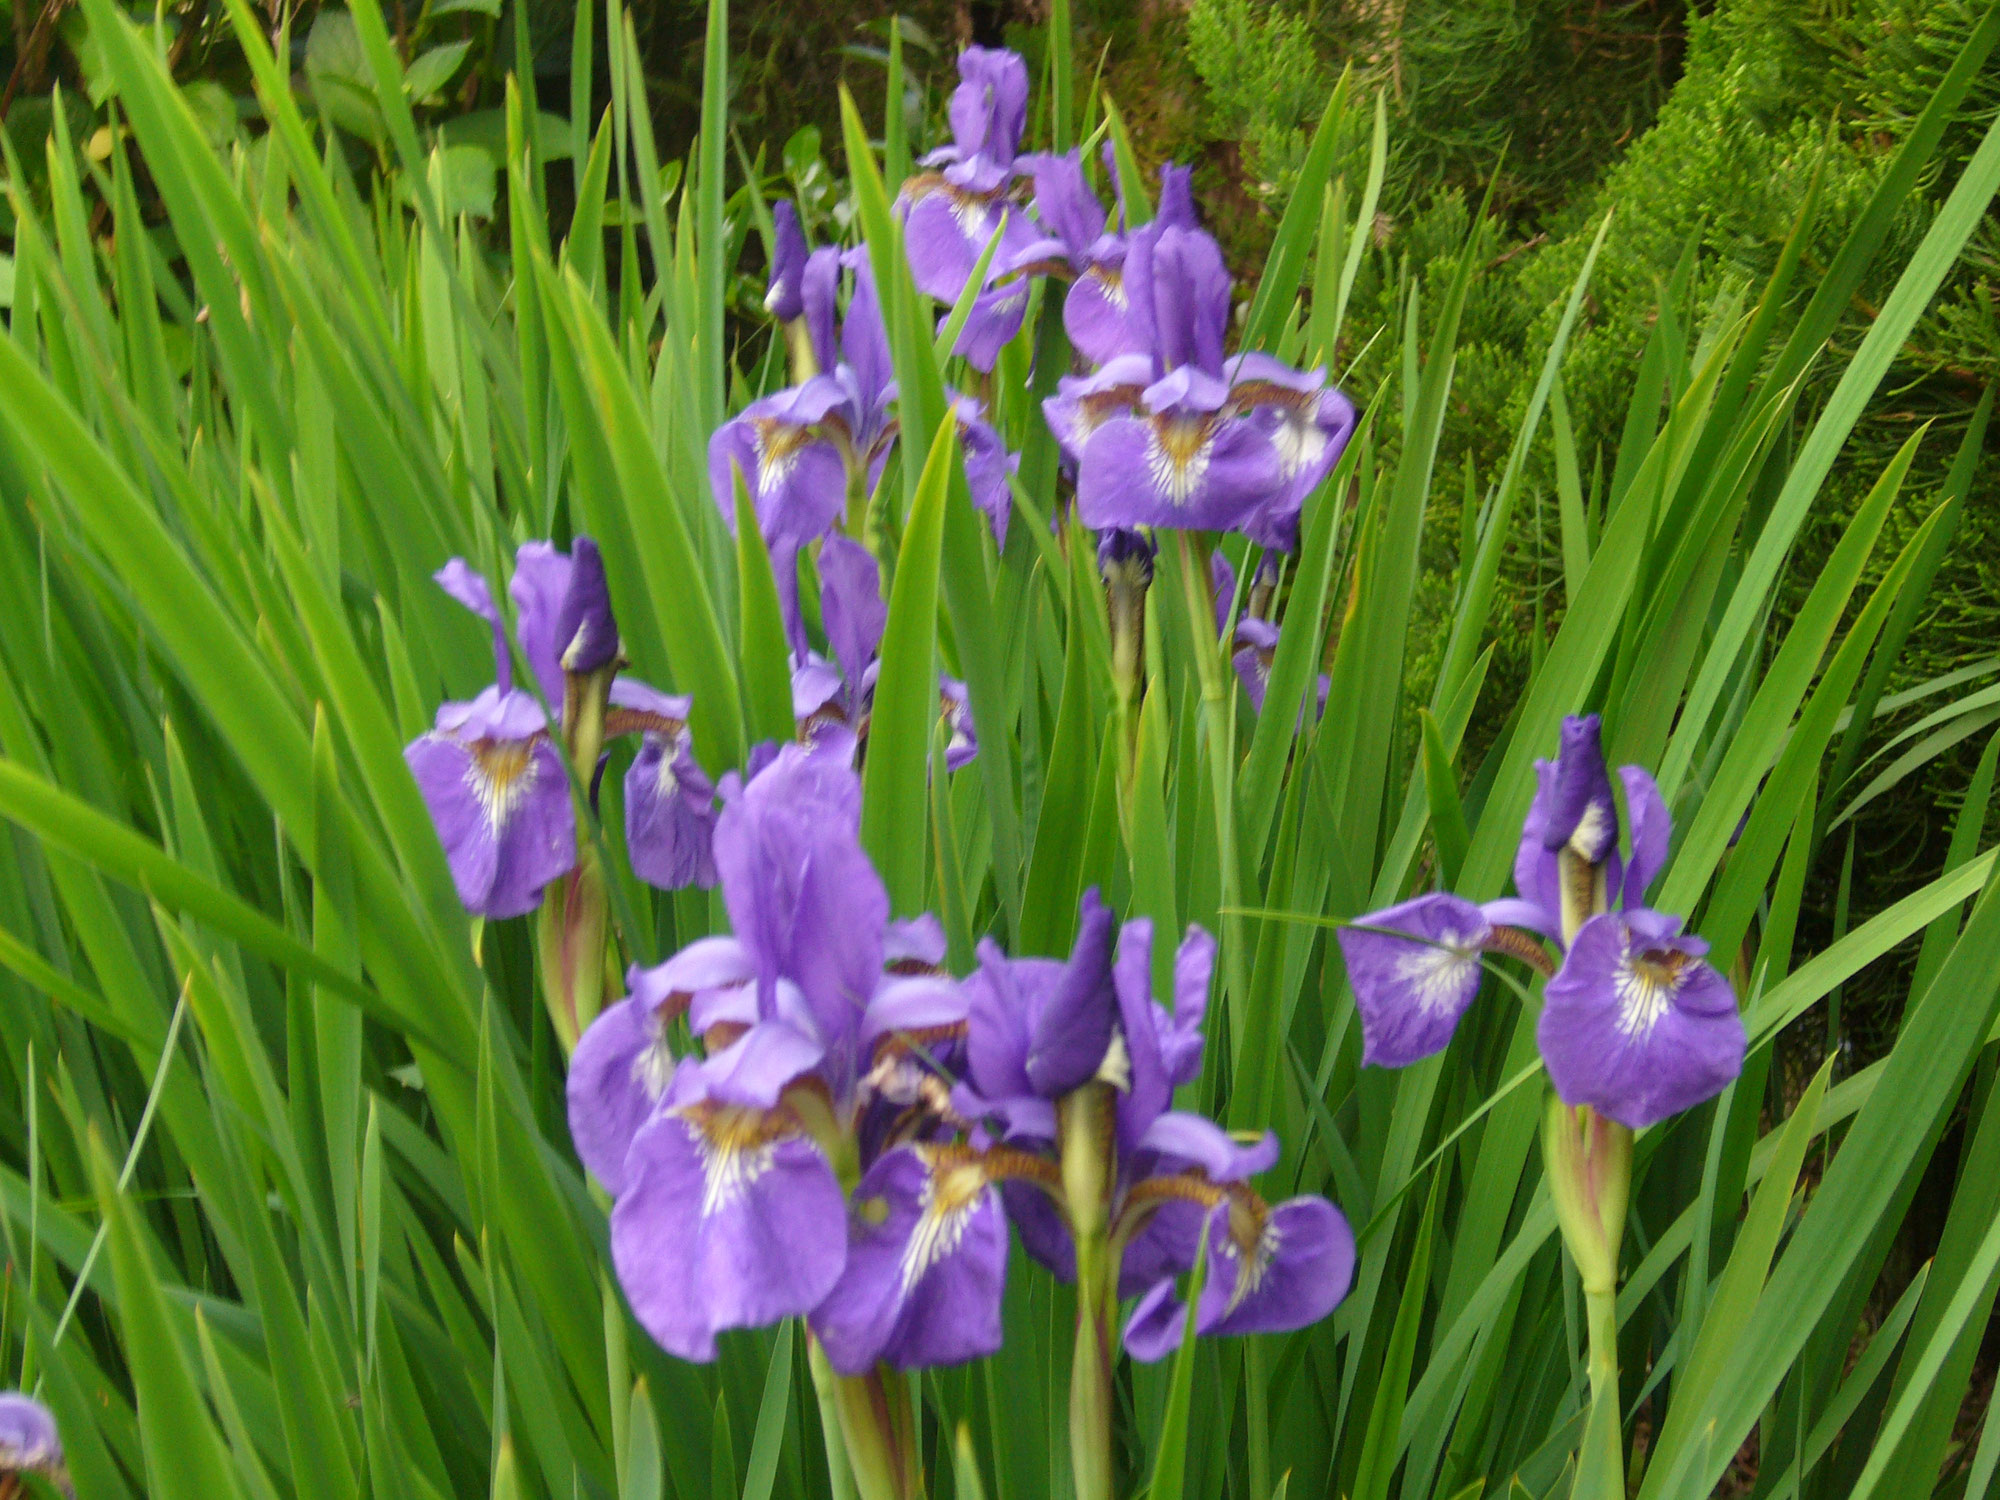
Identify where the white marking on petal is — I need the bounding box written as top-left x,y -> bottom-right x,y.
1145,415 -> 1216,508
685,1106 -> 782,1217
1569,800 -> 1613,861
1271,409 -> 1327,480
1218,1198 -> 1282,1316
751,419 -> 813,497
900,1151 -> 988,1293
466,741 -> 540,837
1614,944 -> 1688,1038
1392,931 -> 1481,1014
1085,263 -> 1127,310
653,735 -> 684,801
630,1028 -> 676,1103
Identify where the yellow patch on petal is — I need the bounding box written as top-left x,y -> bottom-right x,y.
468,739 -> 540,836
682,1103 -> 791,1217
900,1147 -> 989,1293
751,419 -> 815,496
1145,414 -> 1218,508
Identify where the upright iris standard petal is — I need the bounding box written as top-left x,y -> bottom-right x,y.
436,557 -> 512,689
1618,764 -> 1672,907
1537,909 -> 1745,1129
551,535 -> 619,676
766,200 -> 809,322
612,1101 -> 848,1362
1337,893 -> 1496,1066
712,745 -> 888,1085
1544,713 -> 1620,864
509,541 -> 575,708
813,1144 -> 1009,1373
405,686 -> 574,919
1197,1193 -> 1356,1339
1231,617 -> 1280,713
0,1392 -> 62,1473
819,534 -> 887,704
937,46 -> 1029,192
953,395 -> 1019,545
1023,890 -> 1120,1097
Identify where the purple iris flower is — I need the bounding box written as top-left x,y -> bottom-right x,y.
1049,174 -> 1356,541
0,1392 -> 63,1476
573,746 -> 984,1365
955,892 -> 1356,1356
611,679 -> 718,891
898,48 -> 1041,371
1209,552 -> 1330,717
406,556 -> 578,919
413,543 -> 719,904
1338,714 -> 1745,1129
1014,150 -> 1144,366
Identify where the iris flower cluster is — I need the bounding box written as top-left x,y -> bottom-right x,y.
1337,714 -> 1746,1130
403,537 -> 715,918
566,750 -> 1352,1369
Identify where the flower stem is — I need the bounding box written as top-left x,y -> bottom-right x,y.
1069,1232 -> 1118,1500
811,1338 -> 925,1500
1580,1279 -> 1625,1498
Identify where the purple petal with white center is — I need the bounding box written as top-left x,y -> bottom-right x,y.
813,1145 -> 1008,1373
1198,1195 -> 1355,1338
819,534 -> 886,701
568,990 -> 677,1194
1537,909 -> 1745,1129
901,188 -> 995,306
766,200 -> 808,322
405,687 -> 574,919
612,1103 -> 847,1361
1067,254 -> 1144,366
1075,409 -> 1285,535
1024,889 -> 1119,1098
0,1392 -> 62,1471
1336,892 -> 1493,1066
707,383 -> 851,551
1619,764 -> 1672,907
626,727 -> 718,890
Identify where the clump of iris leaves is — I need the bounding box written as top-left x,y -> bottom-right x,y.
0,1 -> 1997,1499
